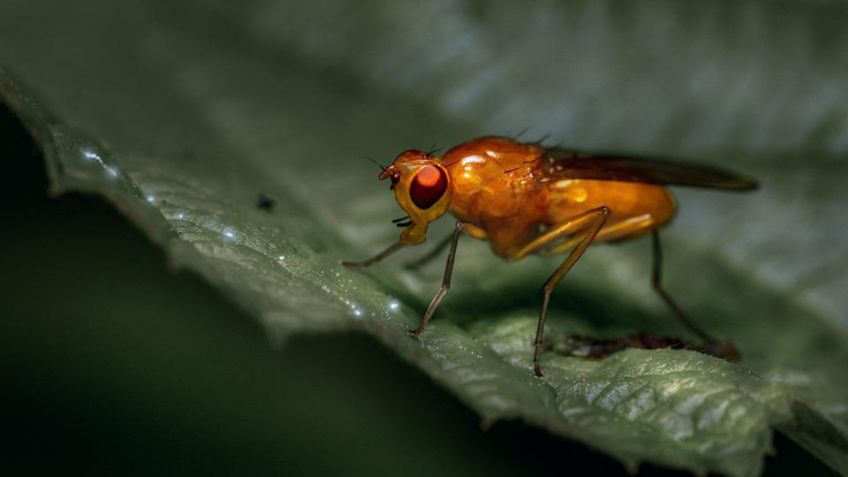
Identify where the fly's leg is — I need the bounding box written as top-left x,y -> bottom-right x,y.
534,208 -> 609,376
651,230 -> 738,360
409,221 -> 464,336
404,232 -> 453,271
341,242 -> 405,268
512,208 -> 611,261
650,230 -> 714,341
508,207 -> 611,377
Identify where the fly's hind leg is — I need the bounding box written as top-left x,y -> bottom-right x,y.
651,230 -> 740,360
510,206 -> 611,377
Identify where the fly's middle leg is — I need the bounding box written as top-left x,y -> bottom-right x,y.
509,206 -> 611,377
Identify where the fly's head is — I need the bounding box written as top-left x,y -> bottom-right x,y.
380,150 -> 451,245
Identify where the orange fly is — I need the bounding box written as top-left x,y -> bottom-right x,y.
343,136 -> 756,376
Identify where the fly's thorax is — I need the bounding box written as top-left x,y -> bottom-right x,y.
442,136 -> 547,224
446,158 -> 548,226
442,136 -> 546,171
383,150 -> 452,245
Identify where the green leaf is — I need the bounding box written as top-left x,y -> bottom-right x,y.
1,1 -> 846,476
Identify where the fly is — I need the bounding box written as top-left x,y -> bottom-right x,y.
342,136 -> 756,376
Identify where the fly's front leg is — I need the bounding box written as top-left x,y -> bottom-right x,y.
409,221 -> 464,336
509,207 -> 611,377
341,242 -> 405,268
405,223 -> 485,270
403,232 -> 453,271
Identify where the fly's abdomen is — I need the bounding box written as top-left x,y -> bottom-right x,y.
546,179 -> 676,243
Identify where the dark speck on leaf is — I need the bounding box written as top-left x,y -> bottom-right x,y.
552,332 -> 741,361
257,193 -> 275,212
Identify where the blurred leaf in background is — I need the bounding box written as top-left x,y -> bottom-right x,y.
1,1 -> 846,476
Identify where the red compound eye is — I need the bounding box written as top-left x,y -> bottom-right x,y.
410,165 -> 447,209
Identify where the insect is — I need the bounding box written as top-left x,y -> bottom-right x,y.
343,136 -> 756,376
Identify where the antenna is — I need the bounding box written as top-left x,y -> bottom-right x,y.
425,144 -> 443,156
365,156 -> 389,173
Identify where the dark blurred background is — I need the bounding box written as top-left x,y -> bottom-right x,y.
0,100 -> 835,476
